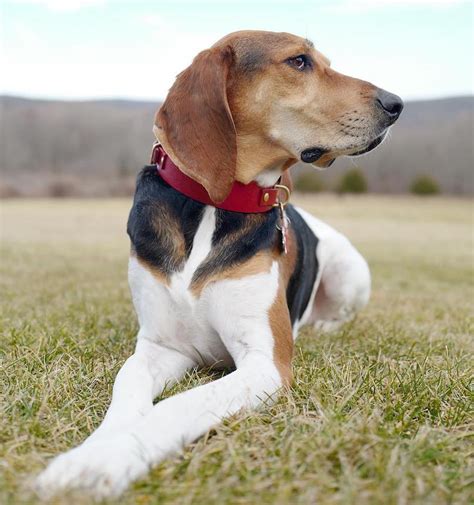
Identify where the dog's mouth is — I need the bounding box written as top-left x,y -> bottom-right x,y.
347,131 -> 387,157
300,129 -> 388,168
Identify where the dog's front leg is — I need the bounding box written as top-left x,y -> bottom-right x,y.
128,350 -> 284,461
35,337 -> 195,498
35,350 -> 284,500
84,337 -> 195,444
123,272 -> 294,477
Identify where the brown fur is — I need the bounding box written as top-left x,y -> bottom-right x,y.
154,30 -> 380,200
269,283 -> 294,386
136,254 -> 170,286
190,252 -> 273,297
269,227 -> 298,385
155,46 -> 237,203
189,211 -> 274,294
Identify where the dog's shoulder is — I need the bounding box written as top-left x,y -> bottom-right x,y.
127,166 -> 206,276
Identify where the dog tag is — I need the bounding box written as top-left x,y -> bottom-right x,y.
277,202 -> 290,255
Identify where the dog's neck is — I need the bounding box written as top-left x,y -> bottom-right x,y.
234,133 -> 297,185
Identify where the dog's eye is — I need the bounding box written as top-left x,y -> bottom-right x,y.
286,54 -> 311,71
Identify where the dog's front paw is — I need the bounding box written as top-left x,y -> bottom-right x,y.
34,435 -> 150,500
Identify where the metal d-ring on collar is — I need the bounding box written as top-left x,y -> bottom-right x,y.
273,183 -> 291,208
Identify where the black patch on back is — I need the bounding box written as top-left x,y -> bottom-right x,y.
127,166 -> 205,275
285,205 -> 319,325
191,209 -> 279,286
127,167 -> 280,280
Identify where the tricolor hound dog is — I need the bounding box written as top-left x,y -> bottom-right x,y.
36,30 -> 403,499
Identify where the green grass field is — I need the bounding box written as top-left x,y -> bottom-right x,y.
1,195 -> 473,505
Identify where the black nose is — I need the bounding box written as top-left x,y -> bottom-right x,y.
375,89 -> 404,119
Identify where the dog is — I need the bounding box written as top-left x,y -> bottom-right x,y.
36,30 -> 403,499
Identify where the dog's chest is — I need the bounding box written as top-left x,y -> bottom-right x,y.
126,168 -> 320,365
128,206 -> 233,366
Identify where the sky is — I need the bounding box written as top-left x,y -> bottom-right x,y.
1,0 -> 473,102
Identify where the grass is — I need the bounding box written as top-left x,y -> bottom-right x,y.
0,195 -> 473,505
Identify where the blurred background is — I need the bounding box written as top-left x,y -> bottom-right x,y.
0,0 -> 472,197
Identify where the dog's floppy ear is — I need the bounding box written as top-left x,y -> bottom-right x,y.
154,45 -> 237,203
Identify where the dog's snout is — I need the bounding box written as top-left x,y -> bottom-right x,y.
375,89 -> 404,120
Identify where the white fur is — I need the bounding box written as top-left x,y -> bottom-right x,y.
35,204 -> 370,499
255,167 -> 283,186
294,207 -> 371,331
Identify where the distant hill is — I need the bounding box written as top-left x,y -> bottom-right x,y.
0,94 -> 472,196
0,96 -> 157,196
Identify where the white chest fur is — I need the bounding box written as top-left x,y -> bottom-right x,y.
128,206 -> 230,366
129,205 -> 274,370
168,206 -> 215,302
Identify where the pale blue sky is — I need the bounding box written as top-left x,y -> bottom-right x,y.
1,0 -> 472,101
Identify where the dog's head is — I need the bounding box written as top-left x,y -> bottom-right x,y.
154,30 -> 403,202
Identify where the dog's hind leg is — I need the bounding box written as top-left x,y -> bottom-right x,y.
293,207 -> 371,333
311,236 -> 371,333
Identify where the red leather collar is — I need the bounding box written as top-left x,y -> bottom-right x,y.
150,143 -> 288,213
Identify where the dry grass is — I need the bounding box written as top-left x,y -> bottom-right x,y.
0,195 -> 473,505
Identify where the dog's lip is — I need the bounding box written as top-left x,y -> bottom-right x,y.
300,147 -> 327,163
348,131 -> 386,157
